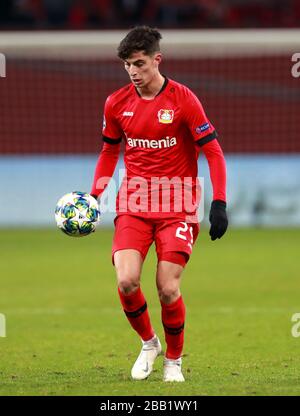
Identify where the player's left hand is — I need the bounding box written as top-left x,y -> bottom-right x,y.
209,200 -> 228,241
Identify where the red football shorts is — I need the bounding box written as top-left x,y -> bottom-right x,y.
112,215 -> 200,267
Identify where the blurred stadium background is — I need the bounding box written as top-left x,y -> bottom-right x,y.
1,1 -> 300,226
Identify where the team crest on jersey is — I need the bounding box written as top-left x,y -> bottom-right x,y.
158,109 -> 174,124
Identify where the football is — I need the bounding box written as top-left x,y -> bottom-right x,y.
55,191 -> 100,237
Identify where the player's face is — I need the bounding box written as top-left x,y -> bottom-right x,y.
124,51 -> 162,89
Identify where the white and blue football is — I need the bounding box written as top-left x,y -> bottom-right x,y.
55,191 -> 100,237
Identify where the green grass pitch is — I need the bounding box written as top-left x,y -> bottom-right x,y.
1,227 -> 300,396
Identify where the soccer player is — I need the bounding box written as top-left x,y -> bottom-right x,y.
91,26 -> 228,382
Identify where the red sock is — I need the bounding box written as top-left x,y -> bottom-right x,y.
161,295 -> 185,359
118,287 -> 154,341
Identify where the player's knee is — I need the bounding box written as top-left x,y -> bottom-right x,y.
117,270 -> 140,294
158,284 -> 180,304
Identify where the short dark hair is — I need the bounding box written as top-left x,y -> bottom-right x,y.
117,26 -> 162,60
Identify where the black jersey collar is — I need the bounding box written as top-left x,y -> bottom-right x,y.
135,76 -> 168,98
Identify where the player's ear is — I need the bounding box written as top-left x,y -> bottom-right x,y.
154,53 -> 162,66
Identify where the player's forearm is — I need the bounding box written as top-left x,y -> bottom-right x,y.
90,142 -> 121,198
201,139 -> 227,202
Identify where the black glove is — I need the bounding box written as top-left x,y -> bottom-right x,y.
209,200 -> 228,241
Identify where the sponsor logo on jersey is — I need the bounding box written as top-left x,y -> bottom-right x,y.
123,111 -> 134,117
196,122 -> 210,134
127,136 -> 177,149
158,109 -> 174,124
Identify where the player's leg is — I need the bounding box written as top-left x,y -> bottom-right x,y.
112,215 -> 161,380
155,219 -> 200,382
156,259 -> 186,382
114,249 -> 154,341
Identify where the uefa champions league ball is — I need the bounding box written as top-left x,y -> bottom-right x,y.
55,192 -> 100,237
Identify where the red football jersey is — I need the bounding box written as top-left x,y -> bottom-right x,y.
102,77 -> 217,219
